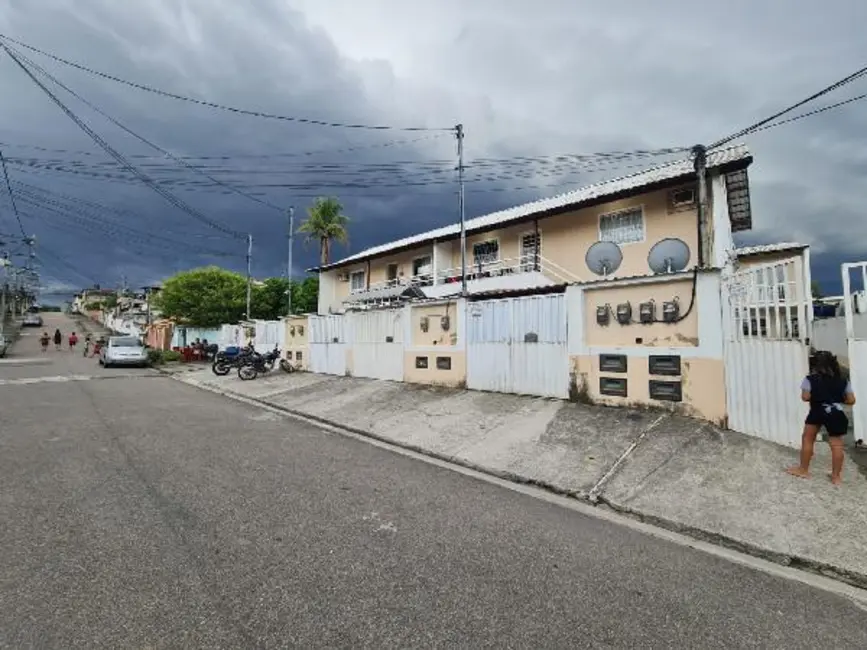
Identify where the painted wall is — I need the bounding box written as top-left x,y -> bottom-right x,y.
410,302 -> 459,347
403,351 -> 467,387
284,315 -> 309,369
583,278 -> 699,348
404,300 -> 465,387
171,327 -> 221,348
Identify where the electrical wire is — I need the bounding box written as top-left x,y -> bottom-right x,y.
0,148 -> 26,236
710,63 -> 867,149
13,47 -> 285,212
0,33 -> 453,132
3,44 -> 246,239
748,91 -> 867,134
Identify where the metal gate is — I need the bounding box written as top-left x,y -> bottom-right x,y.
723,259 -> 809,448
309,314 -> 348,376
466,294 -> 569,399
842,262 -> 867,442
349,309 -> 405,382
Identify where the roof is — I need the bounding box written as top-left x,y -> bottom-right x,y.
315,143 -> 752,272
735,242 -> 807,257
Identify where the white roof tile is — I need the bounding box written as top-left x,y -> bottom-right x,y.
320,144 -> 751,270
735,242 -> 806,257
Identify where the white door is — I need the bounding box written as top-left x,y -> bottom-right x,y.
350,309 -> 405,381
309,315 -> 348,375
842,262 -> 867,442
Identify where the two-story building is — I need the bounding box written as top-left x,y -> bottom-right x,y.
314,144 -> 754,312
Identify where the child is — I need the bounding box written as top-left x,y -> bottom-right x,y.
83,333 -> 92,357
787,351 -> 856,485
40,331 -> 50,352
68,332 -> 78,350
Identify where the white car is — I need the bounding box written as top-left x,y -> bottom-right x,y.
100,336 -> 148,367
0,334 -> 8,358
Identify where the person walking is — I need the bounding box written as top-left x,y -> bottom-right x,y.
40,331 -> 50,353
53,328 -> 62,351
787,351 -> 856,485
68,331 -> 78,351
83,333 -> 92,357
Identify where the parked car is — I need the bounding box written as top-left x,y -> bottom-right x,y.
22,313 -> 42,327
0,334 -> 8,358
99,336 -> 148,367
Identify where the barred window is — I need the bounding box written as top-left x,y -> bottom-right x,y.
599,208 -> 644,245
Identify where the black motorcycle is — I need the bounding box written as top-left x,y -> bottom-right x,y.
237,345 -> 283,380
211,344 -> 255,376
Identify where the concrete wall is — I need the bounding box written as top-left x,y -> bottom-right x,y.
813,314 -> 867,362
284,315 -> 309,369
404,301 -> 465,387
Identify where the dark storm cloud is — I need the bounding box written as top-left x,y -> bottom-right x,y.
2,0 -> 867,295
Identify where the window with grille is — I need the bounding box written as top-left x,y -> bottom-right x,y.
473,240 -> 499,266
599,208 -> 644,245
520,233 -> 541,271
350,271 -> 365,292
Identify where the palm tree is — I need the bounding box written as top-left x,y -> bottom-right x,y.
298,197 -> 350,265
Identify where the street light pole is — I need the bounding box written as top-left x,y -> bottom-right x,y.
245,233 -> 253,320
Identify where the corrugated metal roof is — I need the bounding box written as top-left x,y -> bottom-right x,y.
316,144 -> 752,271
735,242 -> 806,257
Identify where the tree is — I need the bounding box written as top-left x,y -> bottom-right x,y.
251,276 -> 319,319
298,197 -> 349,265
154,266 -> 247,327
811,280 -> 823,300
103,294 -> 118,310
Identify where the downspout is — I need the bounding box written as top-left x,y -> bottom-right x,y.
534,218 -> 540,272
692,144 -> 708,269
366,259 -> 371,290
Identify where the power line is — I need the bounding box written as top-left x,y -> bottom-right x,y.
2,44 -> 246,239
13,48 -> 285,212
710,63 -> 867,149
748,91 -> 867,134
0,148 -> 26,236
0,33 -> 452,132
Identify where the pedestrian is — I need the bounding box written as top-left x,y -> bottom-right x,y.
40,331 -> 50,353
68,331 -> 78,350
787,351 -> 856,485
83,333 -> 92,357
53,328 -> 62,351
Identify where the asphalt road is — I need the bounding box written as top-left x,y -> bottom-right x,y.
2,313 -> 866,648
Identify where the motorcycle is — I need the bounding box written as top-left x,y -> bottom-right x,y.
211,344 -> 254,376
237,345 -> 283,381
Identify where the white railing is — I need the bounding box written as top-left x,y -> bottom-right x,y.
436,255 -> 581,285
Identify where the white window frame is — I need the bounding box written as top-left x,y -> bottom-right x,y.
598,206 -> 645,246
349,270 -> 366,293
520,230 -> 541,272
412,255 -> 432,279
472,238 -> 500,267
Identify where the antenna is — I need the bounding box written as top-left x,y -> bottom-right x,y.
648,238 -> 691,274
585,241 -> 623,278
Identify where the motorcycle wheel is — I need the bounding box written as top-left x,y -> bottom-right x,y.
279,359 -> 296,373
238,364 -> 258,381
212,361 -> 231,376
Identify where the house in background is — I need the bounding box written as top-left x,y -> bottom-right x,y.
314,144 -> 755,314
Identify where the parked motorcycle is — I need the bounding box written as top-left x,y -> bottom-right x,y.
211,344 -> 254,376
237,345 -> 283,381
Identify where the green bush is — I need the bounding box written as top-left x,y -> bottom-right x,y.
146,349 -> 182,365
163,350 -> 182,362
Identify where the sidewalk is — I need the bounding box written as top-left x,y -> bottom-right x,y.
165,364 -> 867,589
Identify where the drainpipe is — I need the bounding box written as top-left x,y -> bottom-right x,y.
366,259 -> 371,290
533,218 -> 540,272
692,144 -> 707,269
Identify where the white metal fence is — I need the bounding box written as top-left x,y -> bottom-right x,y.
723,259 -> 809,448
253,319 -> 284,353
466,294 -> 569,399
842,262 -> 867,442
309,314 -> 348,375
349,309 -> 405,382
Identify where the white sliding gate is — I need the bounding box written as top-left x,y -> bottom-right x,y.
349,309 -> 405,382
723,259 -> 810,448
842,262 -> 867,442
466,293 -> 569,399
309,314 -> 348,376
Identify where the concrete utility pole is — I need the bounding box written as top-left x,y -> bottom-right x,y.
245,233 -> 253,320
692,144 -> 708,268
286,206 -> 295,316
0,254 -> 9,334
456,124 -> 467,296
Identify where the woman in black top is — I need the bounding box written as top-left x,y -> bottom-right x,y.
53,328 -> 62,351
787,351 -> 856,485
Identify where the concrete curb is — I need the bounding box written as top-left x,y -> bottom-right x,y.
167,370 -> 867,593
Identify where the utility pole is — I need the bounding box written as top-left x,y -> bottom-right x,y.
0,254 -> 9,334
286,206 -> 295,316
692,144 -> 708,269
456,124 -> 467,296
245,233 -> 253,320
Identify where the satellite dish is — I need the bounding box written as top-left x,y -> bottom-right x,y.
648,238 -> 691,274
585,241 -> 623,277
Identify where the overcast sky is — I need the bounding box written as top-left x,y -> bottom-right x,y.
1,0 -> 865,299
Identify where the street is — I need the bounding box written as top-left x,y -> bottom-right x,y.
1,313 -> 866,648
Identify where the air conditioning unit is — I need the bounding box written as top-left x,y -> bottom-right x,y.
337,272 -> 349,282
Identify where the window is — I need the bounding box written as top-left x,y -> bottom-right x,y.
668,187 -> 696,212
473,240 -> 499,266
350,270 -> 365,292
295,351 -> 303,362
520,233 -> 541,272
386,263 -> 399,283
412,256 -> 432,277
599,207 -> 644,245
